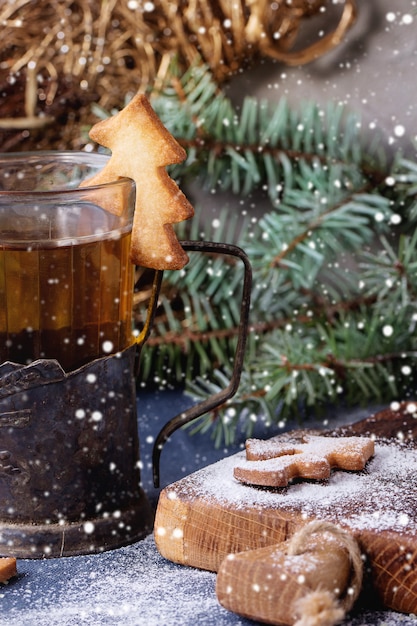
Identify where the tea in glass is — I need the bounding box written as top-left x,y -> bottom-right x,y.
0,152 -> 136,371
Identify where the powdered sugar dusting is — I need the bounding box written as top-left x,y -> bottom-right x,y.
173,442 -> 417,534
0,535 -> 239,626
1,533 -> 415,625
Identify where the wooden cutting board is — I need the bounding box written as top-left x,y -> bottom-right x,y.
154,403 -> 417,614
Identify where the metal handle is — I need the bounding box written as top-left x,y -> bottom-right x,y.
152,240 -> 252,487
134,269 -> 164,377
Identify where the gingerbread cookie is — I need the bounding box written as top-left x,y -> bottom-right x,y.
233,434 -> 375,487
0,557 -> 17,583
82,93 -> 194,270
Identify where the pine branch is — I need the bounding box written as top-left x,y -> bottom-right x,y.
186,303 -> 417,444
137,207 -> 248,384
125,61 -> 417,445
150,61 -> 389,206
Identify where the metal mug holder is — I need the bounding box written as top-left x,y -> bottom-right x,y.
0,240 -> 251,558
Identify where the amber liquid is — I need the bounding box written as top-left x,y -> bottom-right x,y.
0,230 -> 134,371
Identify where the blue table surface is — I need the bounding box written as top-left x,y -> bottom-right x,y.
1,389 -> 417,626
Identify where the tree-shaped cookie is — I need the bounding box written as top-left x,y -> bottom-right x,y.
234,434 -> 375,487
83,93 -> 194,270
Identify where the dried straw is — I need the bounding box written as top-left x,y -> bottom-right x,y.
0,0 -> 356,151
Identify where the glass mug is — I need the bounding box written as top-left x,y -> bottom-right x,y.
0,152 -> 251,558
0,152 -> 135,371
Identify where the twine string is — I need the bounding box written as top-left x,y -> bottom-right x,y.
286,520 -> 364,626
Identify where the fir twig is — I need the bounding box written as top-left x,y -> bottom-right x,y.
129,61 -> 417,445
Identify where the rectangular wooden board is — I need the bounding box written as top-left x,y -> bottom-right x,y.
154,403 -> 417,614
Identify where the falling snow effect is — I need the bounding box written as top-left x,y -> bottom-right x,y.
1,393 -> 417,625
1,1 -> 417,625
